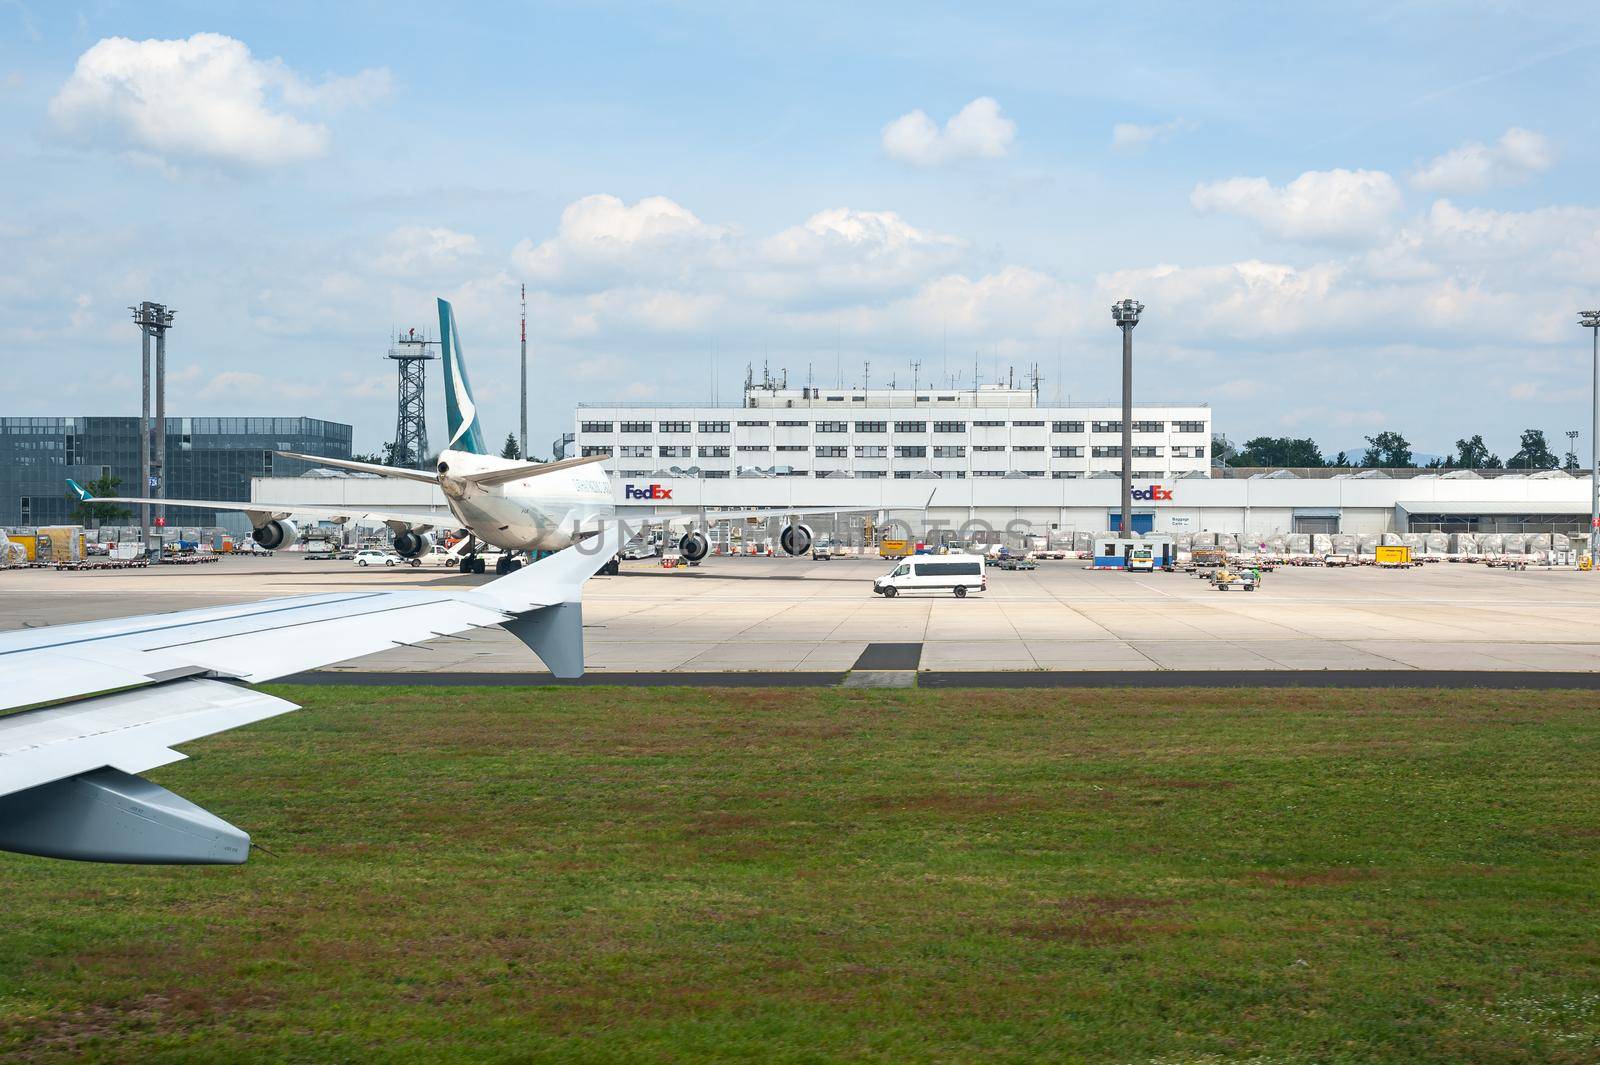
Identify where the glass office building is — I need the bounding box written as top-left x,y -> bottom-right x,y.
0,416 -> 353,527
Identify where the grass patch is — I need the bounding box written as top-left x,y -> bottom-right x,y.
3,686 -> 1600,1062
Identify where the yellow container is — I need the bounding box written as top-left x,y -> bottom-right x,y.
878,538 -> 912,559
1375,545 -> 1412,565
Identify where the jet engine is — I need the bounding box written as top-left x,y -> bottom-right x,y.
252,519 -> 299,551
779,522 -> 814,556
392,529 -> 434,560
679,531 -> 709,563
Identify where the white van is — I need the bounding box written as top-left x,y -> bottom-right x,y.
874,554 -> 986,598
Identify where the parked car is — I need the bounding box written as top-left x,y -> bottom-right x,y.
811,537 -> 835,560
354,549 -> 407,568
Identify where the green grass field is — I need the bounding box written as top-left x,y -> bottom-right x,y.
3,685 -> 1600,1063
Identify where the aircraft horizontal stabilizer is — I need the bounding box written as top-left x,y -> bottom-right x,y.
457,454 -> 607,488
274,451 -> 440,484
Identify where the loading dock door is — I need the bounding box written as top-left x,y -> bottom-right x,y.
1108,512 -> 1154,534
1292,509 -> 1340,534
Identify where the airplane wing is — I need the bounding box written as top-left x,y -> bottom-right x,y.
74,491 -> 454,530
273,452 -> 440,483
0,523 -> 622,866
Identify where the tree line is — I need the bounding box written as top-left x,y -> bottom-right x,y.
1213,430 -> 1576,471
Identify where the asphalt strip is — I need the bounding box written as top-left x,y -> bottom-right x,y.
278,670 -> 1600,690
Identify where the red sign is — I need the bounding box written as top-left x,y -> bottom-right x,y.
155,517 -> 166,527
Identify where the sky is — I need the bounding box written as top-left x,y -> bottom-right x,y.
4,1 -> 1600,462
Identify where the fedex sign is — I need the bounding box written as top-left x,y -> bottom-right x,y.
625,483 -> 673,500
1130,484 -> 1173,501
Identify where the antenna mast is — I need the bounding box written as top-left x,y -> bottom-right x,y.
519,282 -> 528,459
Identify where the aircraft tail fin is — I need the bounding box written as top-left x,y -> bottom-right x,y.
438,297 -> 489,456
67,478 -> 91,501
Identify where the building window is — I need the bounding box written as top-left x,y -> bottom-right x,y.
854,421 -> 886,433
737,420 -> 769,427
933,421 -> 966,433
1132,421 -> 1165,433
938,396 -> 956,402
933,445 -> 966,458
973,470 -> 1006,478
1012,420 -> 1045,427
973,420 -> 1005,427
858,470 -> 886,479
1174,420 -> 1206,433
580,446 -> 612,457
19,496 -> 29,523
1131,446 -> 1162,458
854,445 -> 887,458
893,421 -> 926,433
775,444 -> 808,452
620,445 -> 652,458
893,471 -> 916,479
1091,421 -> 1123,433
827,396 -> 844,402
972,445 -> 1006,453
703,471 -> 729,478
1052,446 -> 1083,458
659,421 -> 690,433
816,445 -> 848,458
620,421 -> 652,433
737,445 -> 770,453
1013,445 -> 1044,452
1171,445 -> 1207,459
698,421 -> 730,433
1052,421 -> 1085,433
1051,471 -> 1081,479
816,421 -> 848,433
698,446 -> 730,457
580,421 -> 614,433
659,445 -> 691,458
776,420 -> 807,427
894,446 -> 927,458
1091,445 -> 1122,458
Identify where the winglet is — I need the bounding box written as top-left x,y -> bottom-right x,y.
67,478 -> 91,501
472,522 -> 624,679
438,298 -> 489,456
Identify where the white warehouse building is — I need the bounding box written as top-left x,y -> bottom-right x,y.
570,383 -> 1213,482
244,382 -> 1593,547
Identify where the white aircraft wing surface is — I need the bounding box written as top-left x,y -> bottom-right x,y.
0,524 -> 621,866
79,494 -> 455,529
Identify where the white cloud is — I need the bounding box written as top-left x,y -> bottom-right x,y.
1111,118 -> 1193,152
510,194 -> 731,290
1191,168 -> 1403,244
881,97 -> 1015,167
47,33 -> 391,167
380,226 -> 480,276
1410,127 -> 1554,194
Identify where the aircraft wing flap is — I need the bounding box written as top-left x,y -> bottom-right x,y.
80,495 -> 454,528
0,679 -> 297,799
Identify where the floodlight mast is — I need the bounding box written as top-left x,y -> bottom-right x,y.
1582,310 -> 1600,569
1111,298 -> 1144,545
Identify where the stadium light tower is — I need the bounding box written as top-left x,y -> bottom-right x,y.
1111,298 -> 1144,546
1581,310 -> 1600,568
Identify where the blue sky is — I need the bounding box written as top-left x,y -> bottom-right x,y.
4,2 -> 1600,461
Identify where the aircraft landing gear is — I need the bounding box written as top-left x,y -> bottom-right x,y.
459,543 -> 487,575
494,552 -> 525,576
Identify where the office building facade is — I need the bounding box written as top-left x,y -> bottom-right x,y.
0,416 -> 353,527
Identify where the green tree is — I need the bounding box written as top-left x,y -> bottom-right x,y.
1330,451 -> 1351,468
1361,431 -> 1413,468
1452,435 -> 1499,470
500,433 -> 522,460
1507,429 -> 1558,470
1234,436 -> 1324,468
350,442 -> 404,466
67,473 -> 131,527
